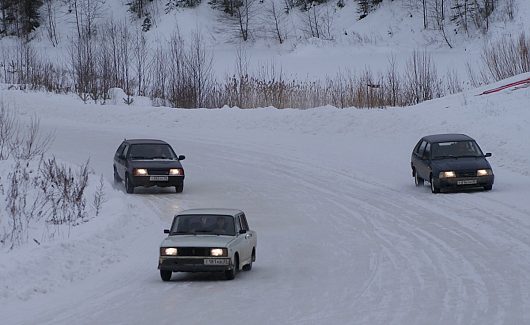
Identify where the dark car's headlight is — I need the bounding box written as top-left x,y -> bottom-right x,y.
169,168 -> 184,176
210,248 -> 227,257
477,169 -> 493,176
134,168 -> 148,176
439,171 -> 456,178
160,247 -> 178,256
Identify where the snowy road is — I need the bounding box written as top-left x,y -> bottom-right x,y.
1,83 -> 530,324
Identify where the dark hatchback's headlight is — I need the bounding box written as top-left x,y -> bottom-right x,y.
134,168 -> 148,176
439,171 -> 456,178
169,168 -> 184,176
477,169 -> 493,176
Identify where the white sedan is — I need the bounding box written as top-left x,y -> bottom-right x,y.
158,208 -> 257,281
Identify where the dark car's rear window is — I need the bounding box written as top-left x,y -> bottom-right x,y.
431,141 -> 484,159
128,144 -> 176,160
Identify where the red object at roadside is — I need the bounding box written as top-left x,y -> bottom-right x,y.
479,77 -> 530,95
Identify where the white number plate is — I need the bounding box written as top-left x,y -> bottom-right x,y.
457,179 -> 477,185
204,259 -> 229,265
150,176 -> 168,181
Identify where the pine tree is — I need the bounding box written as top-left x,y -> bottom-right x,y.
20,0 -> 43,36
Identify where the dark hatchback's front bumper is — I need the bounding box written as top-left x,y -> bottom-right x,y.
437,175 -> 494,190
131,175 -> 184,188
158,257 -> 233,272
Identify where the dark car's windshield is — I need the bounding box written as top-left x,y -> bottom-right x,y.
128,144 -> 176,160
170,215 -> 236,236
431,141 -> 484,159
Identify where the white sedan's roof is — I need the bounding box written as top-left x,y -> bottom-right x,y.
176,208 -> 243,217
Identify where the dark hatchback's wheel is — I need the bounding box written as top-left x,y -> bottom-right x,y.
484,184 -> 493,191
175,182 -> 184,193
160,270 -> 172,282
414,172 -> 424,186
430,176 -> 440,193
113,167 -> 121,182
125,174 -> 135,194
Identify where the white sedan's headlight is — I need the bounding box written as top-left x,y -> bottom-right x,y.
210,248 -> 226,257
169,168 -> 183,176
477,169 -> 492,176
162,248 -> 178,256
439,171 -> 456,178
134,168 -> 148,176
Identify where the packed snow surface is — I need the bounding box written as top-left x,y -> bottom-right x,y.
1,73 -> 530,324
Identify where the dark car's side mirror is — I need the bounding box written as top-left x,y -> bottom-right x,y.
164,229 -> 170,234
239,229 -> 247,235
178,155 -> 186,161
485,153 -> 492,157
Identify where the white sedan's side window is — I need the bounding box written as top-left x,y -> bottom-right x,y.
240,214 -> 249,231
234,216 -> 241,233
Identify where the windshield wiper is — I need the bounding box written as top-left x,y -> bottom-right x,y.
170,231 -> 191,235
458,155 -> 480,158
131,156 -> 147,160
433,155 -> 457,159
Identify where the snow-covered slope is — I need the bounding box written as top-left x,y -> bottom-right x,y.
6,0 -> 528,80
0,73 -> 529,324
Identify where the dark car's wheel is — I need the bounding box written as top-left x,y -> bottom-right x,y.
430,176 -> 440,193
484,184 -> 493,191
113,166 -> 121,182
160,270 -> 172,282
175,182 -> 184,193
225,255 -> 239,280
125,174 -> 135,194
414,171 -> 424,186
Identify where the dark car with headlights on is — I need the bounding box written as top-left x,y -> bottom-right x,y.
113,139 -> 185,194
159,208 -> 257,281
411,134 -> 494,193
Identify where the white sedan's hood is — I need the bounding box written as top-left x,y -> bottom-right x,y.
160,235 -> 235,247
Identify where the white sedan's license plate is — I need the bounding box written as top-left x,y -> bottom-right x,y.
150,176 -> 168,181
204,259 -> 229,266
457,179 -> 478,185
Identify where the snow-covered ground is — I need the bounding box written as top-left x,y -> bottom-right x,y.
0,73 -> 530,324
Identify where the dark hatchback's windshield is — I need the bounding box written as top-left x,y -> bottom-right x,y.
128,144 -> 176,160
170,215 -> 236,236
431,141 -> 484,159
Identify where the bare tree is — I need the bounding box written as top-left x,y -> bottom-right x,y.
300,4 -> 334,40
186,31 -> 214,107
44,0 -> 60,47
432,0 -> 452,48
263,0 -> 288,44
134,30 -> 150,97
71,0 -> 105,39
404,50 -> 443,104
0,103 -> 16,160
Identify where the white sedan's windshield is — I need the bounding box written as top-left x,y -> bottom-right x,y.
171,215 -> 235,236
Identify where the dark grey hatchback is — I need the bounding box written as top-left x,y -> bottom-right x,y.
411,134 -> 494,193
113,139 -> 185,194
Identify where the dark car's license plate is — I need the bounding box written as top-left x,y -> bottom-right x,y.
457,179 -> 477,185
150,176 -> 168,181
